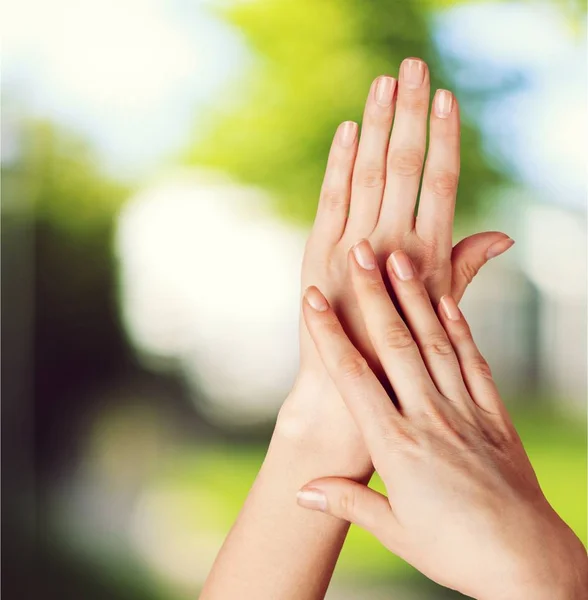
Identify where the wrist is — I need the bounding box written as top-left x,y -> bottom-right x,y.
493,567 -> 587,600
273,372 -> 373,480
484,513 -> 587,600
275,371 -> 332,441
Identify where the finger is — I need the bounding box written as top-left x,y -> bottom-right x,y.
376,58 -> 430,235
296,478 -> 402,551
386,250 -> 473,410
345,76 -> 397,240
311,121 -> 359,248
451,233 -> 515,302
438,296 -> 507,416
349,240 -> 437,415
302,286 -> 402,453
414,89 -> 460,256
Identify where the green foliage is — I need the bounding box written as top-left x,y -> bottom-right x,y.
187,0 -> 505,225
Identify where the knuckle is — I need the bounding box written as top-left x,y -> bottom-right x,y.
380,418 -> 417,447
400,92 -> 429,114
421,332 -> 454,357
450,319 -> 472,342
363,275 -> 387,296
400,279 -> 429,302
379,421 -> 399,442
320,189 -> 348,212
321,317 -> 342,335
423,405 -> 449,429
388,147 -> 423,178
426,408 -> 469,446
428,170 -> 459,199
355,165 -> 385,189
339,488 -> 357,519
382,324 -> 414,351
416,243 -> 444,277
337,353 -> 369,381
364,109 -> 392,129
469,355 -> 493,379
457,260 -> 480,285
498,421 -> 520,446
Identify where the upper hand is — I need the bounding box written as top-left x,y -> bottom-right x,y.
280,58 -> 512,472
297,240 -> 587,599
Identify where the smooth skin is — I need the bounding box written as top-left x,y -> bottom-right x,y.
201,58 -> 514,600
285,58 -> 512,470
299,241 -> 588,599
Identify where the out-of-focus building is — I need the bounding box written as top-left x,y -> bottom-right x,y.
520,204 -> 586,409
458,201 -> 586,412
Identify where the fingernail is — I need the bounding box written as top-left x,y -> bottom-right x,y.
352,239 -> 377,270
486,237 -> 515,259
389,250 -> 414,281
402,58 -> 425,89
440,295 -> 461,321
337,121 -> 358,148
434,89 -> 453,118
375,76 -> 396,107
296,488 -> 327,511
305,286 -> 329,312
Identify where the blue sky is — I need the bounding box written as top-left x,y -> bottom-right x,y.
4,0 -> 586,207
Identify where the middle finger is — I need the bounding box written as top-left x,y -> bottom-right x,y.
376,58 -> 430,236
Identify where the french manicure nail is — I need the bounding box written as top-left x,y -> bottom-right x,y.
352,240 -> 377,270
389,250 -> 414,281
434,89 -> 453,118
296,488 -> 327,511
305,286 -> 329,312
337,121 -> 358,148
375,76 -> 396,107
486,237 -> 515,259
402,58 -> 425,89
440,295 -> 461,321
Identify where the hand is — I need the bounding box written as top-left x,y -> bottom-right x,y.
280,57 -> 513,476
297,240 -> 587,599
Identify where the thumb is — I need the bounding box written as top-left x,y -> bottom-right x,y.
296,477 -> 400,546
451,232 -> 514,302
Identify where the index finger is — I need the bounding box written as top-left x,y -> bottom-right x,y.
302,286 -> 403,455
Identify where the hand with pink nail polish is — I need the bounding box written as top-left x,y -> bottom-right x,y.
297,244 -> 588,600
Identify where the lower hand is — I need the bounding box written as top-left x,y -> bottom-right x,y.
297,239 -> 587,599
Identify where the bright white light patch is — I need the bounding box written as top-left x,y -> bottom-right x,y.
436,2 -> 571,66
6,0 -> 196,111
436,2 -> 587,208
116,171 -> 305,425
4,0 -> 246,175
521,204 -> 586,300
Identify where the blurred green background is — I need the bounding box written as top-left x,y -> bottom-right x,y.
2,0 -> 586,598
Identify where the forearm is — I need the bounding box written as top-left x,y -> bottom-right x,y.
200,387 -> 371,600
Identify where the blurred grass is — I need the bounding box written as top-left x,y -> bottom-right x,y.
160,405 -> 585,582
